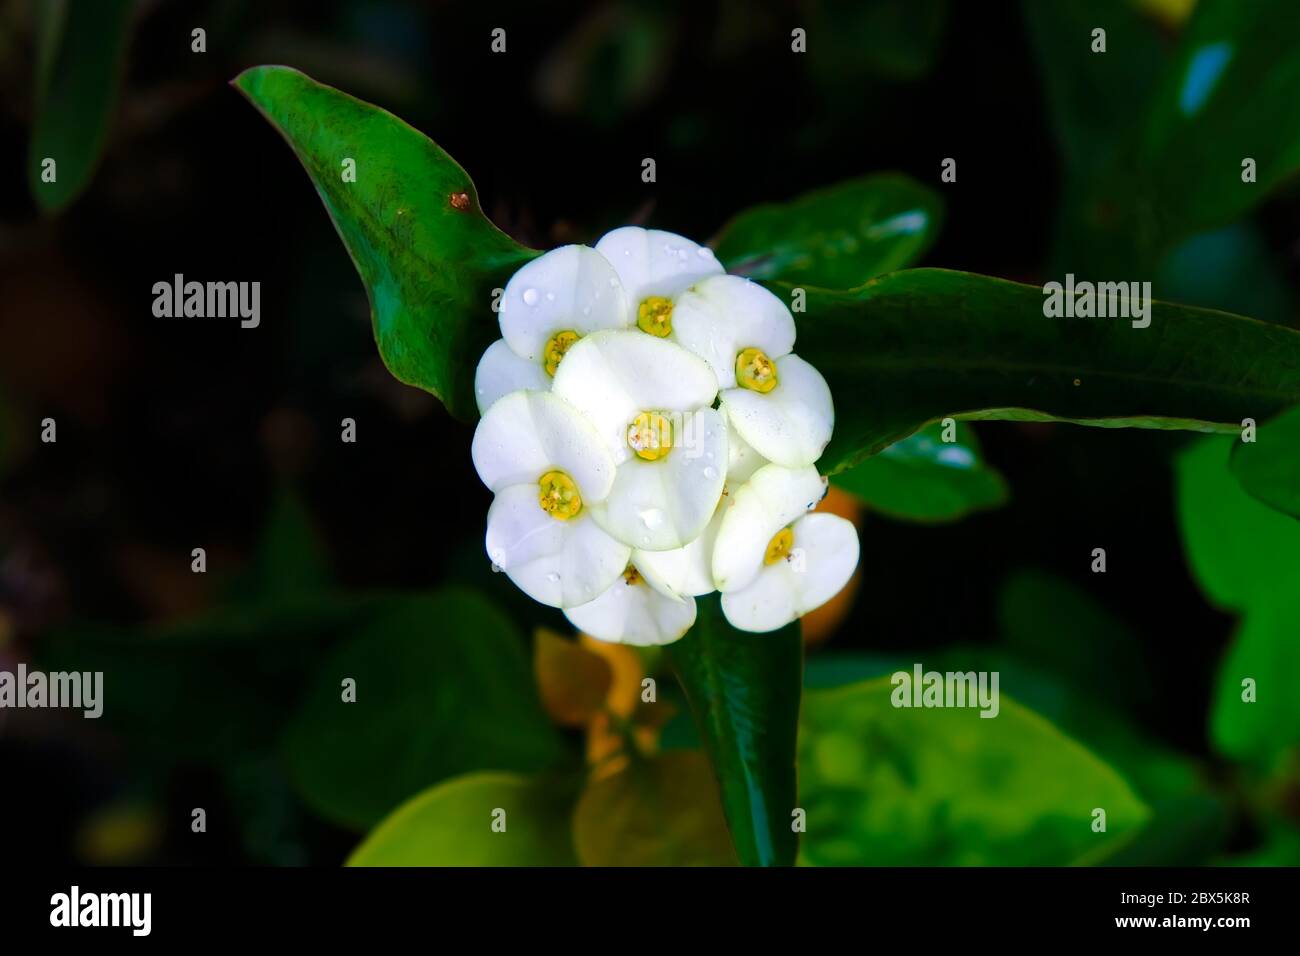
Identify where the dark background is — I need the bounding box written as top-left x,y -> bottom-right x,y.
0,0 -> 1296,865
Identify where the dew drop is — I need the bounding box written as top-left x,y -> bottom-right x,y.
638,508 -> 666,529
546,572 -> 560,583
522,288 -> 540,306
698,246 -> 715,258
704,466 -> 718,480
545,291 -> 555,302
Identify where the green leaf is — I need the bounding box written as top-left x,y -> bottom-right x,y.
571,751 -> 739,866
1176,436 -> 1300,609
832,420 -> 1007,522
1209,595 -> 1300,763
808,0 -> 948,84
348,772 -> 579,866
232,66 -> 537,420
225,485 -> 333,603
28,0 -> 132,213
665,595 -> 802,867
1230,406 -> 1300,520
1137,0 -> 1300,240
798,678 -> 1149,865
1177,436 -> 1300,762
1022,0 -> 1164,178
282,590 -> 568,830
997,570 -> 1146,710
713,174 -> 943,288
785,269 -> 1300,474
37,594 -> 386,764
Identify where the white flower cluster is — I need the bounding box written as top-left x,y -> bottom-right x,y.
470,227 -> 860,645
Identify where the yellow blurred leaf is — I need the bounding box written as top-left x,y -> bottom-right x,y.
534,628 -> 612,727
572,750 -> 739,866
75,803 -> 162,865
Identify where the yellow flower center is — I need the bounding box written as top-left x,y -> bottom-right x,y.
538,470 -> 582,520
736,347 -> 778,393
543,330 -> 579,376
764,527 -> 795,565
637,296 -> 674,337
623,565 -> 643,586
626,411 -> 674,461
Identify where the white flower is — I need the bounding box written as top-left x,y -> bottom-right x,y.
713,463 -> 859,633
670,274 -> 833,468
594,227 -> 724,327
564,565 -> 697,646
474,244 -> 629,412
552,329 -> 727,552
721,353 -> 834,468
471,390 -> 630,608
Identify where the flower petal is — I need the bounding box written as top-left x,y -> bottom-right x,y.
633,491 -> 729,598
594,226 -> 724,308
671,275 -> 797,387
725,419 -> 768,485
499,245 -> 629,361
474,338 -> 551,413
721,513 -> 860,632
566,574 -> 697,646
486,484 -> 630,608
590,408 -> 727,551
552,329 -> 719,460
471,390 -> 616,501
712,463 -> 826,593
720,353 -> 834,467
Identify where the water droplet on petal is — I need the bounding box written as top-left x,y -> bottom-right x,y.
703,466 -> 718,480
697,246 -> 715,259
638,508 -> 665,529
546,572 -> 560,583
522,288 -> 539,306
545,291 -> 555,302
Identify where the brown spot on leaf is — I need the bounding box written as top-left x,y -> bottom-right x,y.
449,191 -> 471,211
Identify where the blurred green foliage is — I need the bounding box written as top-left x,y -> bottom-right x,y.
27,0 -> 132,213
798,677 -> 1149,865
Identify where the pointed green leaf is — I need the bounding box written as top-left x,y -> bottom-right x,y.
786,269 -> 1300,474
665,595 -> 802,867
233,66 -> 537,420
832,420 -> 1007,521
28,0 -> 133,212
713,174 -> 942,287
